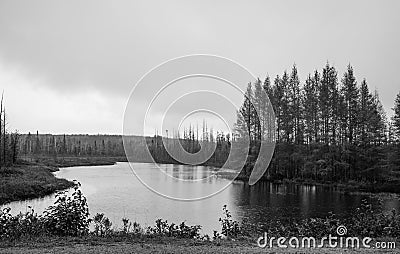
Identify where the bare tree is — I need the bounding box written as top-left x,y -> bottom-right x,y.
0,91 -> 3,167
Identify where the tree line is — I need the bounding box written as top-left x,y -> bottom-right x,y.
19,133 -> 126,160
4,62 -> 400,186
235,63 -> 400,184
17,123 -> 232,167
123,123 -> 231,167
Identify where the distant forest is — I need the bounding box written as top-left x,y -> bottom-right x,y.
15,130 -> 231,167
1,63 -> 400,188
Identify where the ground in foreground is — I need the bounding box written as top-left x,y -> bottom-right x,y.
0,237 -> 398,254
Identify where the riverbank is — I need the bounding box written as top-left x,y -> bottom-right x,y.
25,155 -> 400,196
0,161 -> 74,205
2,155 -> 399,206
1,175 -> 399,253
22,156 -> 127,167
216,170 -> 400,195
272,178 -> 400,195
0,236 -> 398,253
0,156 -> 130,205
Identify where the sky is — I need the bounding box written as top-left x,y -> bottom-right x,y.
0,0 -> 399,135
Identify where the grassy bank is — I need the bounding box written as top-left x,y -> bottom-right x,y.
0,156 -> 130,205
22,156 -> 127,167
0,161 -> 74,205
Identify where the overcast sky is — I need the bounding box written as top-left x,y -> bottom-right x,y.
0,0 -> 399,135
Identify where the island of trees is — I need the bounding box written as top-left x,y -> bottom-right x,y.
235,63 -> 400,192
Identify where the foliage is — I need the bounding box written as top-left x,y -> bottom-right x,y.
0,163 -> 74,205
218,205 -> 242,238
148,219 -> 202,238
43,183 -> 91,236
93,213 -> 112,236
348,199 -> 400,237
392,91 -> 400,139
0,207 -> 44,239
235,64 -> 400,187
261,199 -> 400,238
0,188 -> 202,241
1,184 -> 91,240
18,128 -> 231,168
1,193 -> 400,243
121,217 -> 131,234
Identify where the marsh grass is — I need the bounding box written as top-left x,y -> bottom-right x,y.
0,162 -> 74,205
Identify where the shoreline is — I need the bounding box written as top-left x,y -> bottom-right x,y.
0,162 -> 74,205
219,170 -> 400,197
1,158 -> 399,253
2,156 -> 399,206
0,156 -> 126,206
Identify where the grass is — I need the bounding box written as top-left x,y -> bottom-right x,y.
0,235 -> 273,253
0,234 -> 398,253
0,156 -> 128,205
22,156 -> 127,167
0,161 -> 74,205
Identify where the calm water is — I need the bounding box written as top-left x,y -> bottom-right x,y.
3,162 -> 400,235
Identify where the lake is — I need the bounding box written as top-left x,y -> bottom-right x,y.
3,162 -> 400,235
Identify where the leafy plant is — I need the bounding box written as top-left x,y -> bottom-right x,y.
0,206 -> 44,240
121,217 -> 131,234
149,219 -> 201,238
93,213 -> 112,236
43,183 -> 91,236
218,205 -> 241,238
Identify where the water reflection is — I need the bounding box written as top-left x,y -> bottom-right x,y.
2,162 -> 399,235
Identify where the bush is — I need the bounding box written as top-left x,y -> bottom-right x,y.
2,186 -> 399,242
260,199 -> 400,238
218,205 -> 242,238
93,213 -> 112,236
347,199 -> 400,237
0,207 -> 44,240
147,219 -> 202,238
43,183 -> 91,236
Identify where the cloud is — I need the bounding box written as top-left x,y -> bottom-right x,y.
0,62 -> 124,134
0,0 -> 399,133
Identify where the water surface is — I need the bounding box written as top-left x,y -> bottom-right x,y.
3,162 -> 399,235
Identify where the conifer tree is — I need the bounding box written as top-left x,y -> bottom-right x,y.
341,64 -> 359,145
392,91 -> 400,141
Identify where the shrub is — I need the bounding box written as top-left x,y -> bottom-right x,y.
0,207 -> 44,240
219,205 -> 241,238
174,221 -> 202,238
260,199 -> 400,238
121,217 -> 131,234
93,213 -> 113,236
347,199 -> 400,237
43,183 -> 91,236
148,219 -> 201,238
